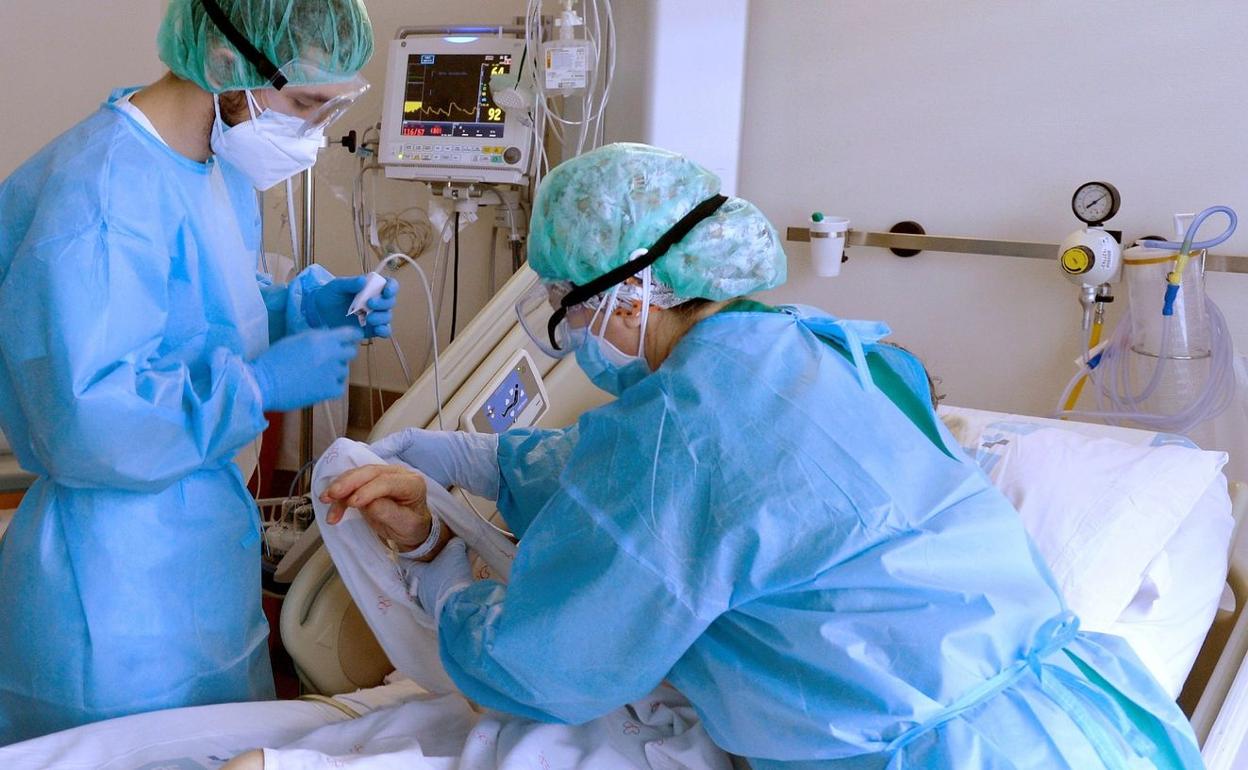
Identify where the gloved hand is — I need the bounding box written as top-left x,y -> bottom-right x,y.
308,274 -> 399,338
371,428 -> 501,500
407,537 -> 473,619
248,327 -> 362,412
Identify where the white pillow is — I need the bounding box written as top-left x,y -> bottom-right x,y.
975,422 -> 1226,629
1114,479 -> 1234,696
940,406 -> 1233,697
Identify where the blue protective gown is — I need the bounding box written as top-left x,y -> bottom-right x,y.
436,305 -> 1202,768
0,90 -> 325,744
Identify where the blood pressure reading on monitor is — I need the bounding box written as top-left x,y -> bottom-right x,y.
401,53 -> 511,139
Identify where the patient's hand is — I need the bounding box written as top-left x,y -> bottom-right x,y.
321,465 -> 436,550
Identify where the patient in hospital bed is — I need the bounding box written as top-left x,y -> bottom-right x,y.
221,144 -> 1208,769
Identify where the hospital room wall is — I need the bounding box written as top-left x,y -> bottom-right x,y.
0,0 -> 525,396
736,0 -> 1248,417
0,1 -> 169,178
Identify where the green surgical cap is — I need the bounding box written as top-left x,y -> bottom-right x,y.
158,0 -> 374,93
528,143 -> 787,302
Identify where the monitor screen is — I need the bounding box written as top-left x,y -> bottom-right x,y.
400,52 -> 512,139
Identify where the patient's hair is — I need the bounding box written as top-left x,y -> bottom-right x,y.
883,342 -> 945,409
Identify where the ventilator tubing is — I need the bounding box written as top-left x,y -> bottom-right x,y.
1055,250 -> 1235,435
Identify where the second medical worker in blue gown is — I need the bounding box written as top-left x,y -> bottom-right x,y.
0,0 -> 397,744
326,143 -> 1204,768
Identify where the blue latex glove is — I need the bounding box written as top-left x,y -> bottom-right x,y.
407,537 -> 473,619
371,428 -> 501,500
248,327 -> 363,412
308,274 -> 399,338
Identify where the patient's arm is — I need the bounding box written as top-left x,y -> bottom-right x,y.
321,465 -> 453,557
220,749 -> 264,770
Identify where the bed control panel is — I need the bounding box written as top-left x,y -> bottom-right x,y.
462,349 -> 549,433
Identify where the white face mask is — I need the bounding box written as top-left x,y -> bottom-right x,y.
210,90 -> 324,191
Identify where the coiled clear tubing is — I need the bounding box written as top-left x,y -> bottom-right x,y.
1054,208 -> 1237,436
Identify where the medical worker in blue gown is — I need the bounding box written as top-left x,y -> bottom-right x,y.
0,0 -> 395,745
323,143 -> 1204,769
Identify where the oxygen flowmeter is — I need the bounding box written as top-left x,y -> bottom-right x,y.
1060,181 -> 1122,331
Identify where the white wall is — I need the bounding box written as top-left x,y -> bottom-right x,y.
0,1 -> 167,178
741,0 -> 1248,416
604,0 -> 749,194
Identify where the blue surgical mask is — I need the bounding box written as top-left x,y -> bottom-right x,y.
575,333 -> 652,396
574,282 -> 653,395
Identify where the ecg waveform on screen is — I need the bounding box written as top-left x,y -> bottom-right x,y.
400,53 -> 511,138
403,100 -> 477,120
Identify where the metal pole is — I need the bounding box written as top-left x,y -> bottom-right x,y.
784,226 -> 1248,275
298,166 -> 316,492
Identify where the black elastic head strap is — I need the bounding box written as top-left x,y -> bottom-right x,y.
201,0 -> 288,90
547,193 -> 729,350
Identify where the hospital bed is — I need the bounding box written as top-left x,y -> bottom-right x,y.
3,266 -> 1247,769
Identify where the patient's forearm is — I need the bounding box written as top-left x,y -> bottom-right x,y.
221,749 -> 264,770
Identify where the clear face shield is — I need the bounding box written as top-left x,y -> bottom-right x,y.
198,0 -> 369,139
518,193 -> 731,359
517,274 -> 656,360
256,60 -> 370,138
516,281 -> 597,359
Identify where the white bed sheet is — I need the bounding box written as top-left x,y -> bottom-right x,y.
260,683 -> 730,770
0,678 -> 426,770
0,677 -> 729,770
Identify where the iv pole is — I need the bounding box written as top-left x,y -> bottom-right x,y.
297,166 -> 316,493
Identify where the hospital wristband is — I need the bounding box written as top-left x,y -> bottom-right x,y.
394,514 -> 444,562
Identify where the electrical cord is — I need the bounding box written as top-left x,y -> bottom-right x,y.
378,253 -> 446,430
350,155 -> 452,388
524,0 -> 616,187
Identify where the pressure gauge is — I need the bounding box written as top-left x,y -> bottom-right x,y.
1071,181 -> 1121,226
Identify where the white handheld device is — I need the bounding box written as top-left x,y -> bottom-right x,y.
347,272 -> 389,325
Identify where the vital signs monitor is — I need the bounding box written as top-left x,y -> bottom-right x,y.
380,34 -> 532,185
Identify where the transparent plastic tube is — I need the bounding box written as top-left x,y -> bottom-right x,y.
1053,297 -> 1235,433
1138,205 -> 1237,253
1053,206 -> 1236,436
